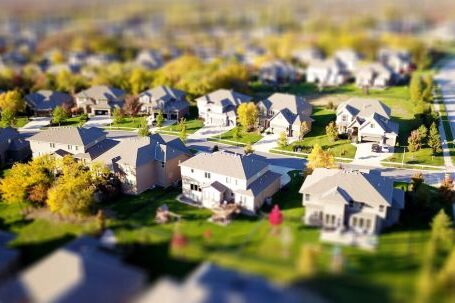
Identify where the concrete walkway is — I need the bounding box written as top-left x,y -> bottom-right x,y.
189,125 -> 234,140
18,117 -> 51,132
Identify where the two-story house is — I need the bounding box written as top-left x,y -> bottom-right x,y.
138,86 -> 189,121
306,58 -> 349,86
336,98 -> 399,146
334,49 -> 361,72
179,151 -> 281,214
24,90 -> 73,116
354,63 -> 393,89
258,60 -> 297,84
196,89 -> 252,127
257,93 -> 313,137
75,85 -> 126,116
299,168 -> 405,235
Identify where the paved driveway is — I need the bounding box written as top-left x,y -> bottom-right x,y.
18,117 -> 51,132
352,143 -> 393,166
253,133 -> 279,152
83,116 -> 112,128
189,125 -> 234,139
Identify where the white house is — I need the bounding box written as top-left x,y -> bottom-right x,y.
196,89 -> 252,127
300,168 -> 405,235
354,63 -> 393,89
334,49 -> 361,72
306,58 -> 349,86
179,151 -> 281,214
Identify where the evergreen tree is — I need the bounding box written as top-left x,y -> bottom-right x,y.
155,111 -> 164,127
428,122 -> 442,154
410,74 -> 423,104
277,131 -> 288,148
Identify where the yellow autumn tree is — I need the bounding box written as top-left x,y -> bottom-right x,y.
0,90 -> 25,114
237,102 -> 258,131
307,144 -> 335,173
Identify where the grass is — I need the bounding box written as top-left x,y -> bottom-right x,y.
112,116 -> 146,128
384,146 -> 445,167
160,119 -> 204,134
215,127 -> 263,144
0,171 -> 449,302
280,107 -> 357,158
14,117 -> 29,128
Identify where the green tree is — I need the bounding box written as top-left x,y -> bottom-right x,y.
417,124 -> 428,144
237,102 -> 258,131
138,119 -> 150,137
233,126 -> 242,140
428,122 -> 442,154
299,121 -> 311,140
52,106 -> 68,126
244,142 -> 254,154
156,111 -> 165,127
277,131 -> 288,148
408,130 -> 422,153
422,75 -> 434,103
179,119 -> 187,142
0,90 -> 25,114
1,108 -> 15,127
112,108 -> 124,124
325,121 -> 338,142
410,74 -> 423,104
430,210 -> 454,252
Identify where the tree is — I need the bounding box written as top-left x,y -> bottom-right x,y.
112,108 -> 124,124
410,172 -> 424,191
155,111 -> 164,127
52,106 -> 68,126
277,131 -> 288,148
307,144 -> 335,173
28,183 -> 49,204
417,124 -> 428,144
439,175 -> 455,203
408,130 -> 422,153
138,119 -> 150,137
50,50 -> 65,64
233,126 -> 242,139
422,75 -> 434,103
410,74 -> 423,104
0,108 -> 15,127
430,210 -> 454,252
244,142 -> 254,154
299,121 -> 311,140
179,119 -> 187,142
428,122 -> 442,154
0,90 -> 25,114
123,95 -> 141,117
325,121 -> 338,142
129,68 -> 149,95
237,102 -> 258,131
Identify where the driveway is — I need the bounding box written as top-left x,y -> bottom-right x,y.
83,116 -> 112,128
189,125 -> 234,139
18,117 -> 51,132
351,143 -> 393,166
253,133 -> 279,153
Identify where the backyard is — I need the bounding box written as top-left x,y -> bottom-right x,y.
0,171 -> 444,303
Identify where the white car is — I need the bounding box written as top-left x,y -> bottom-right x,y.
381,145 -> 389,153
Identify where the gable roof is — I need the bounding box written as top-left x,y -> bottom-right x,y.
195,89 -> 252,108
27,127 -> 106,146
75,85 -> 125,102
94,134 -> 190,167
260,93 -> 312,116
25,90 -> 73,111
180,151 -> 268,180
0,127 -> 19,146
337,97 -> 391,120
299,168 -> 394,207
139,86 -> 188,111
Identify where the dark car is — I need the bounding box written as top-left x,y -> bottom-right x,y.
371,144 -> 381,153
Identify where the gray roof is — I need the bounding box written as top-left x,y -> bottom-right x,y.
299,168 -> 395,207
236,170 -> 281,197
25,90 -> 73,111
94,134 -> 190,167
260,93 -> 313,125
139,86 -> 188,111
0,127 -> 19,146
75,85 -> 125,102
74,139 -> 120,161
196,89 -> 252,109
180,151 -> 268,180
0,236 -> 145,303
338,97 -> 391,120
28,127 -> 106,146
360,112 -> 399,135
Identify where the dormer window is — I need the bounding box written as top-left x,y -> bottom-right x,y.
370,123 -> 375,128
50,143 -> 55,148
379,205 -> 384,212
305,194 -> 310,201
342,115 -> 347,122
204,172 -> 211,179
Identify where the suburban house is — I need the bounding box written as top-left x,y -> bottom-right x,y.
27,127 -> 108,159
196,89 -> 252,127
138,86 -> 189,121
334,49 -> 361,72
306,58 -> 349,86
135,49 -> 164,69
299,168 -> 405,235
179,151 -> 281,214
377,48 -> 412,76
75,85 -> 126,116
354,63 -> 393,89
292,47 -> 324,65
27,127 -> 191,195
258,60 -> 297,84
336,98 -> 399,146
94,134 -> 192,194
0,236 -> 146,303
257,93 -> 313,137
24,90 -> 73,116
0,127 -> 31,167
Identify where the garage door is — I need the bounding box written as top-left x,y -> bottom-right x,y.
95,110 -> 109,115
361,136 -> 383,143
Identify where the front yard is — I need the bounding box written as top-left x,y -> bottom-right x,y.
111,116 -> 146,128
214,127 -> 263,145
159,118 -> 204,134
0,170 -> 451,303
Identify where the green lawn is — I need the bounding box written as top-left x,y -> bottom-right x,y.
111,117 -> 146,128
215,127 -> 263,144
0,171 -> 450,302
14,117 -> 30,128
160,119 -> 204,134
280,107 -> 357,158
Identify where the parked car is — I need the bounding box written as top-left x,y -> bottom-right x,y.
371,144 -> 381,153
381,145 -> 389,153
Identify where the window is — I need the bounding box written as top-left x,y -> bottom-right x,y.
366,219 -> 371,229
305,194 -> 310,201
75,146 -> 79,151
161,162 -> 165,168
68,145 -> 72,150
226,177 -> 230,183
359,218 -> 364,228
370,123 -> 375,128
352,217 -> 357,226
342,114 -> 347,122
204,172 -> 211,179
50,143 -> 55,148
379,205 -> 384,212
191,169 -> 194,173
